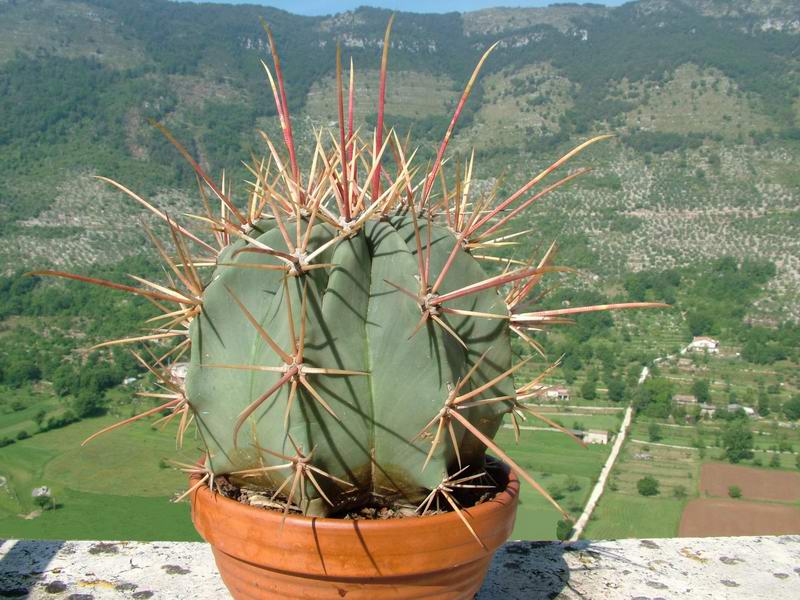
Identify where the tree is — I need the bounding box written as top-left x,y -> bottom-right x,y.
635,377 -> 674,418
728,485 -> 742,498
637,475 -> 660,496
580,378 -> 597,401
783,395 -> 800,421
34,409 -> 47,430
687,311 -> 715,336
648,422 -> 662,442
72,390 -> 104,418
757,391 -> 770,417
722,420 -> 754,463
51,364 -> 77,397
691,380 -> 710,403
607,378 -> 626,402
4,360 -> 41,388
769,453 -> 781,468
33,494 -> 52,510
555,519 -> 573,541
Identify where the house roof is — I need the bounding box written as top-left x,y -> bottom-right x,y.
547,386 -> 570,394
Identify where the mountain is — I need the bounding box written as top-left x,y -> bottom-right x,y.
1,0 -> 799,319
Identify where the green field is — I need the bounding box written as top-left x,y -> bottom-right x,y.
0,415 -> 200,541
585,494 -> 687,539
0,385 -> 64,440
585,410 -> 800,540
533,412 -> 624,433
583,439 -> 697,539
0,415 -> 610,542
494,427 -> 611,540
631,417 -> 800,460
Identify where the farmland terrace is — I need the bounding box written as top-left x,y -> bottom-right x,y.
1,535 -> 799,599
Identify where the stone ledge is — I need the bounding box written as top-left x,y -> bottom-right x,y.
1,535 -> 798,599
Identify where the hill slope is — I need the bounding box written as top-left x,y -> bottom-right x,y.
0,0 -> 799,318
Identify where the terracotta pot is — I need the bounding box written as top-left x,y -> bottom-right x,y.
190,464 -> 519,599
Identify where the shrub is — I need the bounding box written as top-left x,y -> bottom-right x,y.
33,494 -> 52,510
555,519 -> 573,541
648,422 -> 662,442
673,485 -> 687,499
784,396 -> 800,421
549,486 -> 566,501
16,430 -> 30,440
722,420 -> 754,463
72,390 -> 105,418
565,476 -> 581,492
580,378 -> 597,401
728,485 -> 742,498
769,454 -> 781,468
637,476 -> 660,496
691,380 -> 710,403
42,411 -> 79,432
607,378 -> 625,402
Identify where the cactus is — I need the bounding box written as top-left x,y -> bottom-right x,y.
36,20 -> 667,525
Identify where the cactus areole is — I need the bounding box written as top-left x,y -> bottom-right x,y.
38,19 -> 667,531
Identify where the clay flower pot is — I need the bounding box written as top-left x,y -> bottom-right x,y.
190,465 -> 519,599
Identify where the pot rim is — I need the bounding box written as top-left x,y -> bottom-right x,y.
190,458 -> 520,532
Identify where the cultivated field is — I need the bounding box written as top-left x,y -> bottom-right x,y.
678,462 -> 800,537
680,499 -> 800,537
699,462 -> 800,502
587,433 -> 800,540
493,427 -> 611,540
0,411 -> 611,542
585,494 -> 686,539
583,441 -> 697,539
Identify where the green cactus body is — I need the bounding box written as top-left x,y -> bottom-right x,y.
188,217 -> 513,516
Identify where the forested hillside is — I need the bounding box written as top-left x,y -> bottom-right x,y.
2,1 -> 800,542
0,0 -> 798,320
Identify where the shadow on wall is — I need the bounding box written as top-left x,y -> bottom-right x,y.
477,540 -> 570,598
0,539 -> 65,597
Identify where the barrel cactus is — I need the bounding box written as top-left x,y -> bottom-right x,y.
38,21 -> 665,527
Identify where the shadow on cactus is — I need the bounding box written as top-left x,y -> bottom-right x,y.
34,18 -> 667,539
